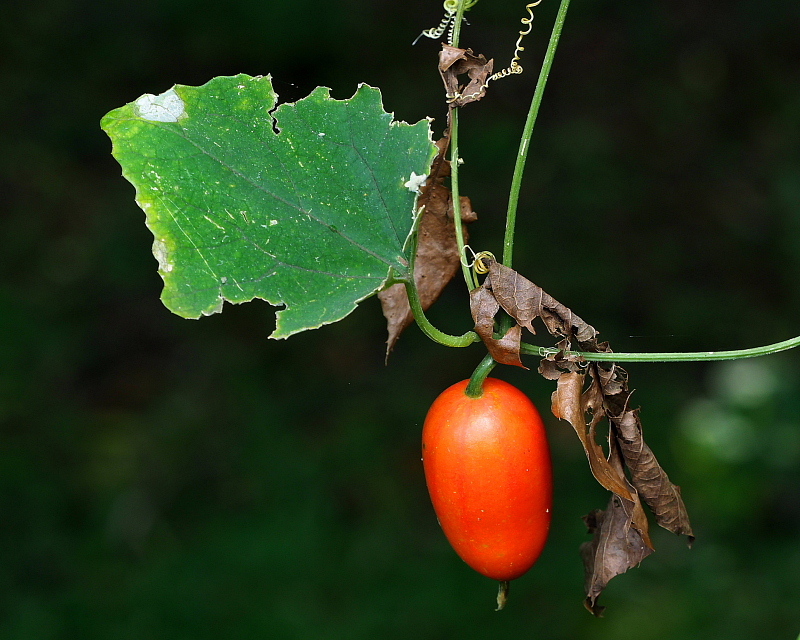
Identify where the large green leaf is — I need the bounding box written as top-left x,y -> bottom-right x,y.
102,74 -> 435,338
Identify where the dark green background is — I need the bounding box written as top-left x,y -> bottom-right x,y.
2,0 -> 800,637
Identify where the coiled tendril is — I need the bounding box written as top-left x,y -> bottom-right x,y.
414,0 -> 481,45
487,1 -> 542,82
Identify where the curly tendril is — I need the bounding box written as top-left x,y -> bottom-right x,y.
487,1 -> 542,83
414,0 -> 481,45
473,251 -> 495,275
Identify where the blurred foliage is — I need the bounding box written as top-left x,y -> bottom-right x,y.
1,0 -> 800,637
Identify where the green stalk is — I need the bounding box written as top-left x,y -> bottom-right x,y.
465,352 -> 497,397
450,0 -> 467,48
503,0 -> 571,267
403,226 -> 478,348
449,108 -> 477,290
448,1 -> 476,291
404,278 -> 478,347
520,334 -> 800,362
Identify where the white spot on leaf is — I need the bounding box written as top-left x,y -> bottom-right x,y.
152,239 -> 173,272
404,172 -> 427,194
135,89 -> 185,123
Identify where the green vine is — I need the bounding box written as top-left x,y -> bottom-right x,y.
404,278 -> 478,348
522,335 -> 800,362
503,0 -> 570,267
448,1 -> 477,291
403,227 -> 478,348
448,108 -> 477,291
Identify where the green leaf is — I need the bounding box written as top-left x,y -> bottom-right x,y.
101,74 -> 435,338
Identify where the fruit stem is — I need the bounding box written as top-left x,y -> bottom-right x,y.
465,352 -> 496,397
496,581 -> 510,611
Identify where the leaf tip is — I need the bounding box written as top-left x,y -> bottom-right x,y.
583,598 -> 605,617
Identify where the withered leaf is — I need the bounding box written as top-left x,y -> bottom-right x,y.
378,138 -> 476,356
591,362 -> 694,541
557,361 -> 692,610
594,361 -> 626,397
484,258 -> 602,349
438,45 -> 494,108
612,408 -> 695,541
580,438 -> 654,616
538,356 -> 566,381
581,493 -> 655,616
551,372 -> 634,502
469,284 -> 524,367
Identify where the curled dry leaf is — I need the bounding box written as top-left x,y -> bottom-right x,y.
591,362 -> 694,540
581,438 -> 654,616
438,45 -> 494,107
468,285 -> 524,367
570,361 -> 692,611
469,256 -> 604,364
378,138 -> 476,356
551,372 -> 634,502
606,393 -> 695,541
581,497 -> 655,616
484,258 -> 601,348
581,441 -> 653,616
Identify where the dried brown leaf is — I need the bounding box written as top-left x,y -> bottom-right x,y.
553,360 -> 692,611
377,283 -> 417,353
438,45 -> 494,107
378,207 -> 468,353
469,284 -> 524,367
590,363 -> 694,541
550,370 -> 584,425
581,493 -> 655,616
378,139 -> 476,356
538,357 -> 565,381
485,259 -> 601,349
613,409 -> 695,541
580,438 -> 654,615
551,372 -> 633,502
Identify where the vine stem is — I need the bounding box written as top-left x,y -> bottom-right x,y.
404,279 -> 478,347
403,225 -> 478,348
520,334 -> 800,362
448,1 -> 476,291
503,0 -> 571,267
450,0 -> 467,49
449,108 -> 476,290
